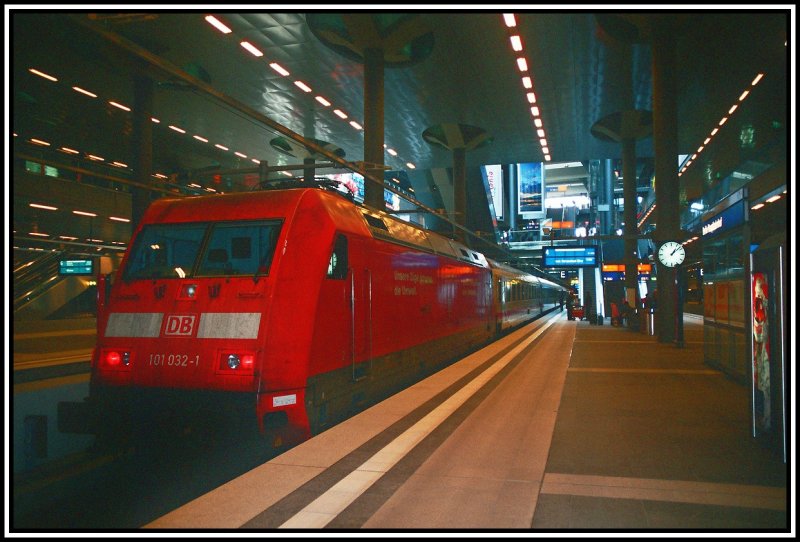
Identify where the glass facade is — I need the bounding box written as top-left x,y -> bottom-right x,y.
702,225 -> 749,382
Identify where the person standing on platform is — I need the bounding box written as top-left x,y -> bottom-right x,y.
584,291 -> 593,321
621,298 -> 631,327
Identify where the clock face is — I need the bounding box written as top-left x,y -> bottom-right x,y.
658,241 -> 685,267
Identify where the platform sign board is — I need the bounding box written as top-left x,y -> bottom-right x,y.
543,246 -> 598,268
702,200 -> 746,239
59,259 -> 94,275
517,161 -> 545,218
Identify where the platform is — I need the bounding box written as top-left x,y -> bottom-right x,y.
143,311 -> 789,532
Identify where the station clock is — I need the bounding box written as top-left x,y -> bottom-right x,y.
657,241 -> 686,268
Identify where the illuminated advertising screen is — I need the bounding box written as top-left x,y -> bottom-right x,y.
517,162 -> 544,216
751,272 -> 771,436
323,172 -> 364,203
324,170 -> 405,211
384,189 -> 400,211
481,164 -> 503,221
543,246 -> 598,268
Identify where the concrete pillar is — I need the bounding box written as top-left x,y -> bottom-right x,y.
604,159 -> 614,235
363,47 -> 385,210
652,25 -> 680,344
303,157 -> 315,183
508,164 -> 517,232
422,123 -> 492,243
622,137 -> 638,308
453,147 -> 467,240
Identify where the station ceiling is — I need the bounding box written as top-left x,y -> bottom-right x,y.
9,9 -> 790,251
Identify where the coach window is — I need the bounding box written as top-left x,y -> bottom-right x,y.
326,234 -> 348,279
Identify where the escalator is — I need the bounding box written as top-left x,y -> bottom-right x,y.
13,250 -> 97,321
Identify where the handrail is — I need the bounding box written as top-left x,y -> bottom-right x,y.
13,257 -> 63,310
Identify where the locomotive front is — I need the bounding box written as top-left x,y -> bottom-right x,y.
88,191 -> 305,445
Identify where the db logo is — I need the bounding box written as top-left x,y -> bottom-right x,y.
163,314 -> 197,337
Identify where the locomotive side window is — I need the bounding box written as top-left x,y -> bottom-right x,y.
326,234 -> 348,280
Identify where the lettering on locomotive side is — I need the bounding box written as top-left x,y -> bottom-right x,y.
393,271 -> 433,296
394,285 -> 418,296
162,314 -> 198,337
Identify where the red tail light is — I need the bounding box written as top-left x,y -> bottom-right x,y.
242,354 -> 255,369
107,351 -> 121,366
99,349 -> 132,371
216,351 -> 256,375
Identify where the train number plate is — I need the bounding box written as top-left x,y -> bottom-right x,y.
148,353 -> 200,368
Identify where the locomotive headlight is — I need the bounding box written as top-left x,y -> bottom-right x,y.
178,283 -> 198,299
227,354 -> 241,369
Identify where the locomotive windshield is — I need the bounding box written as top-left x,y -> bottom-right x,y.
123,220 -> 282,280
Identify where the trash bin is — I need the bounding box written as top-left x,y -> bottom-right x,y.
596,314 -> 604,325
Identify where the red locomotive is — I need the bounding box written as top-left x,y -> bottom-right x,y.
75,181 -> 566,447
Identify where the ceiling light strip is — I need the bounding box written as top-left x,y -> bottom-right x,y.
679,71 -> 765,176
503,13 -> 551,161
205,15 -> 232,34
200,15 -> 411,171
25,61 -> 257,170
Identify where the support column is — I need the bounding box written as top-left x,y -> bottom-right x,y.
592,13 -> 684,343
363,47 -> 385,210
422,123 -> 493,244
453,147 -> 467,241
622,137 -> 638,308
604,159 -> 614,235
303,157 -> 315,183
131,75 -> 153,227
306,15 -> 434,210
652,25 -> 680,344
507,164 -> 517,232
269,136 -> 346,183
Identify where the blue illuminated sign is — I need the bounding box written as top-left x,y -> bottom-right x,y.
701,200 -> 745,238
543,246 -> 598,268
59,259 -> 94,275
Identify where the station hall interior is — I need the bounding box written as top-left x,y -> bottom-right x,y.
6,7 -> 795,532
10,8 -> 791,351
